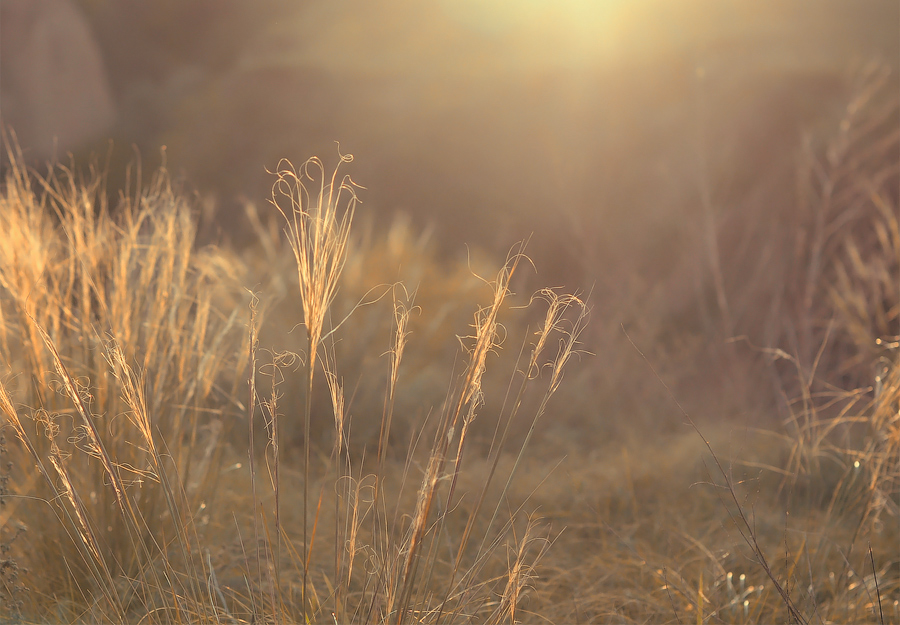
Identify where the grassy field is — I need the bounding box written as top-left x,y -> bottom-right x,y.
0,72 -> 897,623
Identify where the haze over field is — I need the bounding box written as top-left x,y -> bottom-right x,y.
4,0 -> 897,271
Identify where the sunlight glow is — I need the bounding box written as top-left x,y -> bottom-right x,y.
441,0 -> 630,69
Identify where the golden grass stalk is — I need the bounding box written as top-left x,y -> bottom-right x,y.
386,249 -> 523,622
270,153 -> 361,615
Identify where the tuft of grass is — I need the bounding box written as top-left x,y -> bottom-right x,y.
0,143 -> 589,623
0,138 -> 251,621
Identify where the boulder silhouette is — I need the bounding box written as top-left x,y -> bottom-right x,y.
1,0 -> 116,159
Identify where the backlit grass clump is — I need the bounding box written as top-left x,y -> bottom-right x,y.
0,144 -> 589,623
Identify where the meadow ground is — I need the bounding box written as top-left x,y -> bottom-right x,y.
0,73 -> 897,624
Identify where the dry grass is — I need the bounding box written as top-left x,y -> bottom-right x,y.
0,66 -> 897,624
0,139 -> 590,623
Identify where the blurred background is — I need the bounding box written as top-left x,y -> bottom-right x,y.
2,0 -> 898,433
